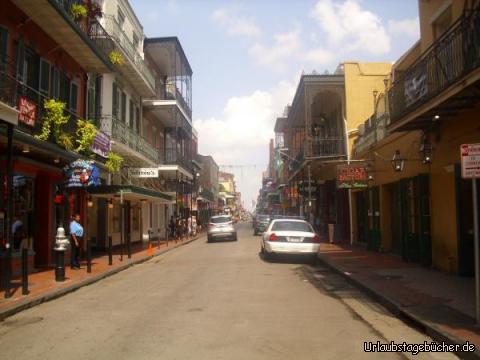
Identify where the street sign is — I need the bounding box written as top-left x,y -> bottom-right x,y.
461,143 -> 480,179
128,168 -> 159,178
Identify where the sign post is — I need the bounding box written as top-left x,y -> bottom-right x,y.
461,143 -> 480,325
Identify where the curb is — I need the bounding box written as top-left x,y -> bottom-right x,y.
317,254 -> 480,360
0,235 -> 204,321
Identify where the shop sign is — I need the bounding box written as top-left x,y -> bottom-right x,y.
18,96 -> 36,126
64,159 -> 101,188
336,164 -> 368,189
128,168 -> 159,178
91,131 -> 111,158
461,143 -> 480,179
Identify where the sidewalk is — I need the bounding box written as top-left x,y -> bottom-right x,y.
318,241 -> 480,351
0,233 -> 204,320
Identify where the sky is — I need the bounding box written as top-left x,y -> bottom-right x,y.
131,0 -> 420,211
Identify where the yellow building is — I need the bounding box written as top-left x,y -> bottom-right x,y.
351,0 -> 480,275
281,62 -> 391,241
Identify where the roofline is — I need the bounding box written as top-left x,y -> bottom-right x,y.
144,36 -> 193,75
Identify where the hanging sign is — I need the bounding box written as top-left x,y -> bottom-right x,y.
461,144 -> 480,179
18,96 -> 36,126
91,131 -> 111,158
298,180 -> 317,197
128,168 -> 159,178
337,164 -> 368,189
64,159 -> 101,188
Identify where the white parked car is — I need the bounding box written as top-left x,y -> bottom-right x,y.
207,215 -> 237,242
261,219 -> 320,263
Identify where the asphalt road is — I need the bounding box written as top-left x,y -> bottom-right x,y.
0,222 -> 456,360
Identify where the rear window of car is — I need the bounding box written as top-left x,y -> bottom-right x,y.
211,216 -> 231,224
257,215 -> 270,221
271,221 -> 312,232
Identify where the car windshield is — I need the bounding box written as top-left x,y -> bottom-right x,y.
211,216 -> 231,224
271,221 -> 312,232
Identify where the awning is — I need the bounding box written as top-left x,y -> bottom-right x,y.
88,185 -> 174,203
158,164 -> 193,180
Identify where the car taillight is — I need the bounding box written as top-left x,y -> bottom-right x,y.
269,233 -> 277,241
208,223 -> 214,228
312,234 -> 320,243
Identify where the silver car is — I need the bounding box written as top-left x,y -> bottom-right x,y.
207,215 -> 238,242
261,219 -> 320,263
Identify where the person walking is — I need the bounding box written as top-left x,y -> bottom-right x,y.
69,213 -> 83,269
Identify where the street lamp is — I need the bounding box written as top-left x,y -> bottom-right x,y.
391,150 -> 405,172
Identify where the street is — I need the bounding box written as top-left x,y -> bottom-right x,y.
0,223 -> 456,360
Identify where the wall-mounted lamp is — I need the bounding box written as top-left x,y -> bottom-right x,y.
391,150 -> 405,172
54,157 -> 60,164
108,199 -> 114,209
87,197 -> 94,208
420,140 -> 433,164
22,145 -> 30,153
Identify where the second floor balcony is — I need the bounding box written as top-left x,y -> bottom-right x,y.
99,115 -> 158,165
165,147 -> 192,172
389,4 -> 480,128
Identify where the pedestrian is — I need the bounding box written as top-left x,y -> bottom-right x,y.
12,215 -> 26,250
169,215 -> 176,239
69,213 -> 83,269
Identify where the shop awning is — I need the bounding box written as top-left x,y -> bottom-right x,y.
87,185 -> 174,203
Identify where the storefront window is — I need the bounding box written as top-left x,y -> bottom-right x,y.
12,174 -> 35,251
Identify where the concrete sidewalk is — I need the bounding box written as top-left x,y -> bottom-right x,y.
0,234 -> 205,320
317,242 -> 480,354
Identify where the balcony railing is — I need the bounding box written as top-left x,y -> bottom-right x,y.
0,60 -> 78,142
165,81 -> 192,118
310,137 -> 345,157
389,4 -> 480,125
100,15 -> 155,90
100,115 -> 159,164
165,147 -> 192,171
354,114 -> 388,155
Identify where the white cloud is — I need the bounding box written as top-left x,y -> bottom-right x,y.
248,28 -> 301,71
194,79 -> 296,210
310,0 -> 391,55
304,48 -> 336,64
388,17 -> 420,38
211,8 -> 261,38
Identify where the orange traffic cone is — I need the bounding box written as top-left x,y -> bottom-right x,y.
148,241 -> 153,256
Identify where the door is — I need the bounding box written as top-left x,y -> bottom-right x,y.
456,164 -> 478,276
355,191 -> 368,243
367,187 -> 381,251
390,183 -> 403,255
417,174 -> 432,266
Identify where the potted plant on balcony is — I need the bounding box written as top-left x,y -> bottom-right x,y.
109,50 -> 124,65
70,3 -> 88,20
36,99 -> 73,151
105,152 -> 123,174
75,118 -> 97,155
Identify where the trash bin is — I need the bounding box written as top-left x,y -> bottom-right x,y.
328,223 -> 335,243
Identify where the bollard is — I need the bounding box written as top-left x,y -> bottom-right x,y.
108,236 -> 113,265
21,248 -> 28,295
87,238 -> 92,273
55,248 -> 65,282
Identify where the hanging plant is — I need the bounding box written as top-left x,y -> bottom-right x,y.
75,118 -> 97,154
36,99 -> 73,151
106,152 -> 123,174
109,50 -> 124,65
70,3 -> 88,20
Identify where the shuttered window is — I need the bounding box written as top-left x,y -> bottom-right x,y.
112,82 -> 118,118
50,67 -> 60,99
70,82 -> 78,113
129,98 -> 133,128
0,26 -> 7,64
121,91 -> 126,123
39,58 -> 50,96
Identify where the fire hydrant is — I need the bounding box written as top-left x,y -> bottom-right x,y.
54,227 -> 69,282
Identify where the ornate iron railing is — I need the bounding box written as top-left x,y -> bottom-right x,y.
165,147 -> 192,171
100,115 -> 159,163
165,80 -> 192,118
310,137 -> 345,157
389,5 -> 480,124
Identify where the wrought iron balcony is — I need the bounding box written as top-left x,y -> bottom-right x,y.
100,115 -> 159,164
165,147 -> 192,171
0,61 -> 18,110
164,80 -> 192,119
354,114 -> 388,155
388,5 -> 480,125
99,15 -> 155,92
310,137 -> 345,158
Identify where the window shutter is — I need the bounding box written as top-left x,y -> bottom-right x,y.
39,59 -> 50,96
129,99 -> 133,128
121,92 -> 126,123
0,26 -> 8,64
112,82 -> 117,118
70,82 -> 78,113
16,39 -> 25,82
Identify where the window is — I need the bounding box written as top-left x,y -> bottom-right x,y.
59,72 -> 70,104
0,26 -> 8,64
129,99 -> 134,128
117,7 -> 125,29
135,107 -> 140,133
70,82 -> 78,113
271,221 -> 312,232
51,67 -> 60,99
432,5 -> 452,40
112,82 -> 118,118
39,58 -> 50,96
121,91 -> 126,123
132,33 -> 139,51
